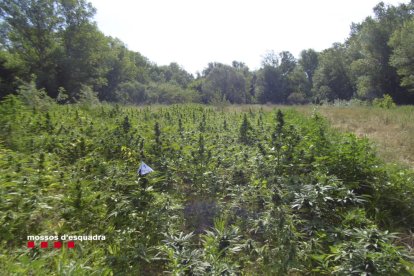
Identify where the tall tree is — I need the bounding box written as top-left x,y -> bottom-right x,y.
312,44 -> 354,102
299,49 -> 319,85
96,37 -> 137,101
279,51 -> 296,76
0,0 -> 63,96
0,0 -> 113,99
0,49 -> 26,98
201,63 -> 248,104
287,66 -> 311,104
57,0 -> 112,99
389,18 -> 414,94
347,1 -> 414,101
158,62 -> 194,88
257,51 -> 296,104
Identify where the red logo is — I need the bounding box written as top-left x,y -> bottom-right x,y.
27,241 -> 75,249
67,241 -> 75,248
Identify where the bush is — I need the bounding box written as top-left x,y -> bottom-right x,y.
16,76 -> 54,110
373,94 -> 396,109
56,87 -> 69,104
115,81 -> 147,104
77,84 -> 99,106
287,92 -> 308,105
147,82 -> 199,104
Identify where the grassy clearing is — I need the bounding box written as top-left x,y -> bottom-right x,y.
293,105 -> 414,169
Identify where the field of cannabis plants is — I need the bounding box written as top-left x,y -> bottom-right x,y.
1,97 -> 414,274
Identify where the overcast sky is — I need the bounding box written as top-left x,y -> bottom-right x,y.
89,0 -> 407,74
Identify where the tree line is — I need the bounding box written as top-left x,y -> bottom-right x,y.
1,0 -> 414,105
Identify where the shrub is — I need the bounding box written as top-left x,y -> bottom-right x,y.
16,76 -> 54,110
56,87 -> 69,104
147,83 -> 199,104
77,84 -> 99,106
287,92 -> 308,105
115,81 -> 147,104
373,94 -> 396,109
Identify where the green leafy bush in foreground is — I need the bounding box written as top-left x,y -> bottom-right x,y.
0,97 -> 413,274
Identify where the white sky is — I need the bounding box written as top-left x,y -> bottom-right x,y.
89,0 -> 408,74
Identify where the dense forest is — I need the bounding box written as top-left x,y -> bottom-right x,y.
1,0 -> 414,105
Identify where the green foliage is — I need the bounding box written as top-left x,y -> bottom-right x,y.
115,81 -> 147,104
0,50 -> 25,97
312,44 -> 354,102
313,228 -> 411,275
389,17 -> 414,93
287,92 -> 308,105
2,1 -> 414,105
154,121 -> 161,147
122,116 -> 131,133
16,77 -> 54,110
299,49 -> 319,85
0,0 -> 64,95
77,85 -> 99,106
0,101 -> 413,273
56,87 -> 69,104
257,51 -> 297,104
201,62 -> 251,104
373,94 -> 397,109
239,114 -> 254,145
159,232 -> 206,274
147,82 -> 199,104
157,62 -> 194,88
347,1 -> 414,103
